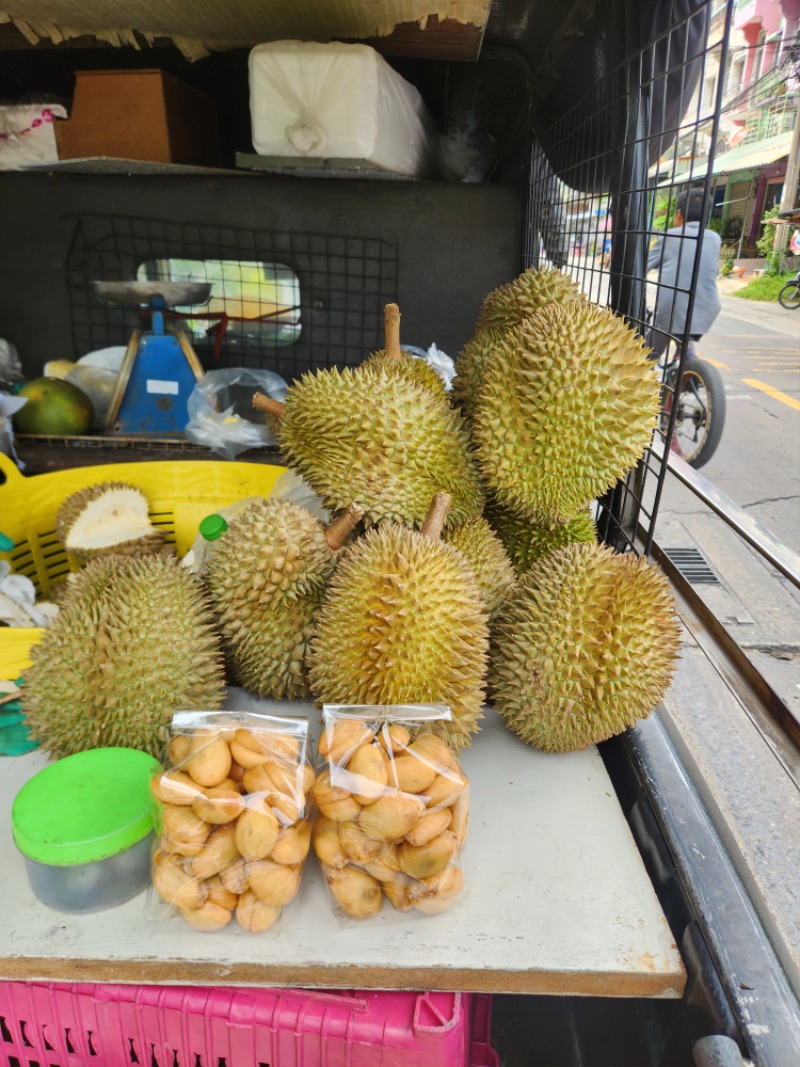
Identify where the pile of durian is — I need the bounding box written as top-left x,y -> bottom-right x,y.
22,269 -> 681,761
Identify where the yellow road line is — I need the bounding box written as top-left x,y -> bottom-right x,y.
742,378 -> 800,411
698,356 -> 729,369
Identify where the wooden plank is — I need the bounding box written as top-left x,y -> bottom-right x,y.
0,701 -> 684,996
354,16 -> 487,62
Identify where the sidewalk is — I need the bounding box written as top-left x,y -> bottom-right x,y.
716,276 -> 800,338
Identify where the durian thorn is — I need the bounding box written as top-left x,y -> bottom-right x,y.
421,492 -> 451,541
384,303 -> 402,360
324,503 -> 365,552
252,392 -> 285,417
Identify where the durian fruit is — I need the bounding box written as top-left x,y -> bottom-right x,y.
23,555 -> 226,758
451,328 -> 506,421
442,515 -> 517,621
453,268 -> 583,419
205,498 -> 363,699
485,500 -> 597,576
56,481 -> 165,560
361,304 -> 446,397
308,494 -> 489,750
252,306 -> 483,529
473,302 -> 659,523
490,542 -> 681,753
476,265 -> 583,333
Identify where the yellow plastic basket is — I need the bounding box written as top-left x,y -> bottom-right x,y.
0,451 -> 286,679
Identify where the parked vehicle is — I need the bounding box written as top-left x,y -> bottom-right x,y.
1,2 -> 798,1065
778,270 -> 800,310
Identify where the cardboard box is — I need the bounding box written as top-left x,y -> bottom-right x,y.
55,69 -> 220,167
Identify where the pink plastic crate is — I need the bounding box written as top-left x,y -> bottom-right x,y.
0,982 -> 499,1067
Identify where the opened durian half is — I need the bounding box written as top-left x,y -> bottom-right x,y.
56,481 -> 165,561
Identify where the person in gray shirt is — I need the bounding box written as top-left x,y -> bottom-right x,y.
647,187 -> 722,361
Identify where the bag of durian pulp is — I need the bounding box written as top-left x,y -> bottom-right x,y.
313,705 -> 469,921
147,709 -> 315,933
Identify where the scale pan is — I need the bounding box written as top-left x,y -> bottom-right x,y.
91,281 -> 213,308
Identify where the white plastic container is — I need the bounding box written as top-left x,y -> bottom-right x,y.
248,40 -> 436,177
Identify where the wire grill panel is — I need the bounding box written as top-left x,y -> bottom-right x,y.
65,215 -> 399,383
526,0 -> 733,555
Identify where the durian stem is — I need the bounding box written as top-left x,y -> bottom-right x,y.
324,503 -> 365,551
252,392 -> 285,417
384,303 -> 401,359
421,492 -> 451,540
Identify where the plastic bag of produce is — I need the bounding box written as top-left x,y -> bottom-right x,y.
313,704 -> 469,920
147,709 -> 315,932
184,367 -> 288,460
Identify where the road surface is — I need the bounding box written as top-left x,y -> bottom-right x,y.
680,290 -> 800,553
654,288 -> 800,715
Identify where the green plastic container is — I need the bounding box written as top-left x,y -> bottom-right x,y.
12,747 -> 158,913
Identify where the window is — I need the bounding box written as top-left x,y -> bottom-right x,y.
137,258 -> 301,348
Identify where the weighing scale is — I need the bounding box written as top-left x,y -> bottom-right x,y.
91,280 -> 212,435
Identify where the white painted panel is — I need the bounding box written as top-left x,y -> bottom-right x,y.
0,700 -> 684,996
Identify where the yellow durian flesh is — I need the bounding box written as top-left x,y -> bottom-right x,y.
56,481 -> 164,560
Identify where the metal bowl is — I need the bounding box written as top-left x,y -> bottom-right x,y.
91,281 -> 213,308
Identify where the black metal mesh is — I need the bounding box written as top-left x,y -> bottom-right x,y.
525,0 -> 732,556
65,215 -> 399,382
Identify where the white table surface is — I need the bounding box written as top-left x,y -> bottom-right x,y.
0,699 -> 685,997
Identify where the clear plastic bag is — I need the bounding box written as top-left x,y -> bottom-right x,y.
147,709 -> 315,933
184,367 -> 289,460
313,705 -> 469,920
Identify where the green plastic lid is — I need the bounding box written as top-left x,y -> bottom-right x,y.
0,532 -> 14,552
199,513 -> 228,541
12,748 -> 158,866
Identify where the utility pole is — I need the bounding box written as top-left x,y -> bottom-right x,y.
773,102 -> 800,259
773,35 -> 800,261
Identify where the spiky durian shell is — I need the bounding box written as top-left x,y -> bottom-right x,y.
490,542 -> 681,752
56,481 -> 165,560
205,499 -> 336,699
274,365 -> 484,528
452,328 -> 506,421
362,350 -> 447,397
23,556 -> 225,758
476,266 -> 583,333
56,555 -> 127,609
473,302 -> 659,523
308,524 -> 489,750
485,500 -> 597,576
229,599 -> 319,700
442,516 -> 517,621
206,499 -> 334,647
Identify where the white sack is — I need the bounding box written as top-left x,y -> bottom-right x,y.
249,40 -> 436,178
0,104 -> 66,170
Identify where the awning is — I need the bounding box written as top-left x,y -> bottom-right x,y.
659,130 -> 793,185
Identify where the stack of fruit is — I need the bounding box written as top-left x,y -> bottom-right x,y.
20,268 -> 681,764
